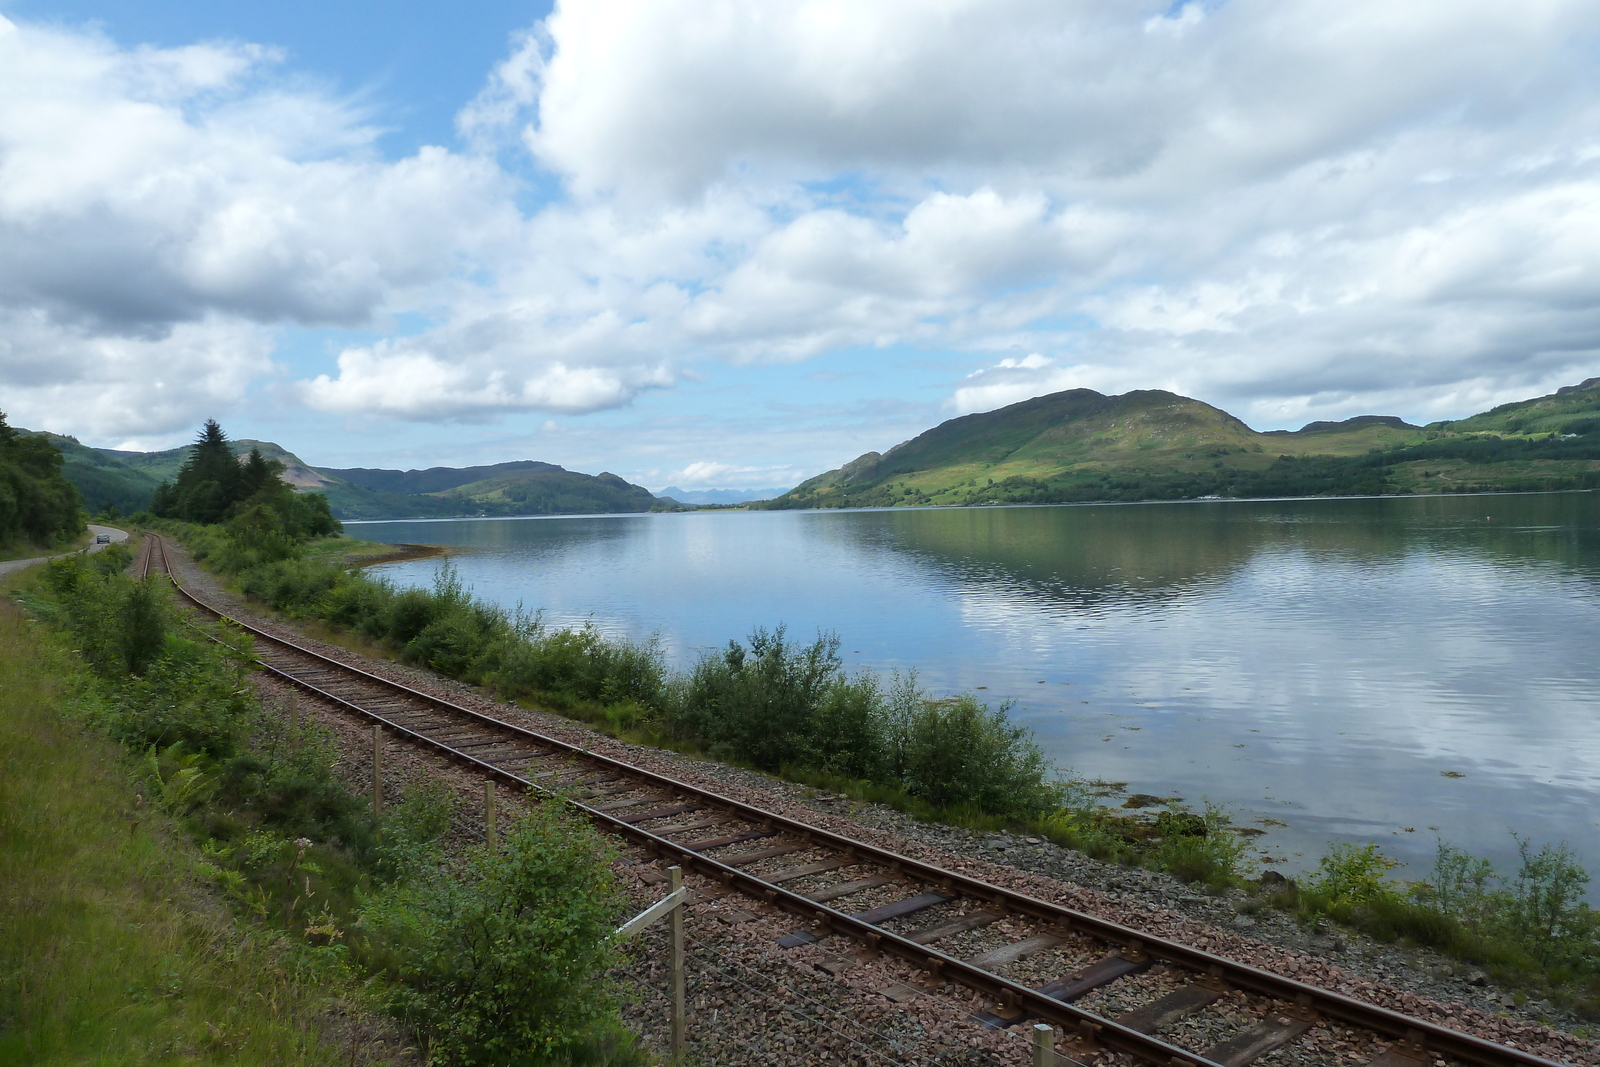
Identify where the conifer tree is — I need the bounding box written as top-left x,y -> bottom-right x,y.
150,420 -> 338,539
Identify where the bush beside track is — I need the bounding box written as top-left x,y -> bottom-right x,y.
3,542 -> 646,1063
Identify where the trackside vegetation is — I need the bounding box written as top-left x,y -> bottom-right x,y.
0,577 -> 348,1065
6,547 -> 645,1066
1250,840 -> 1600,1017
0,410 -> 83,550
178,528 -> 1066,825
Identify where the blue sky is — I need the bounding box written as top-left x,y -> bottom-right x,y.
10,0 -> 546,153
2,0 -> 1599,491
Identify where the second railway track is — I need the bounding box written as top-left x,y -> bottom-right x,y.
141,535 -> 1574,1067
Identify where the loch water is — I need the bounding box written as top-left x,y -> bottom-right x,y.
354,492 -> 1600,883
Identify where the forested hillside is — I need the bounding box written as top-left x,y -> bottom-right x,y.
315,460 -> 666,519
0,413 -> 82,548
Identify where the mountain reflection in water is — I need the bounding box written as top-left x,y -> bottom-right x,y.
355,493 -> 1600,890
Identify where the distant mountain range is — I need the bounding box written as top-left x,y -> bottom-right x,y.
28,435 -> 676,520
760,377 -> 1600,509
27,375 -> 1600,520
655,486 -> 790,505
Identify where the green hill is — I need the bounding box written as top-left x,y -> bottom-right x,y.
28,434 -> 336,515
32,433 -> 165,515
22,433 -> 672,520
315,461 -> 667,520
1431,376 -> 1600,436
763,380 -> 1600,509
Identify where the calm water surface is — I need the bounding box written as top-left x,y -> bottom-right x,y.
353,494 -> 1600,883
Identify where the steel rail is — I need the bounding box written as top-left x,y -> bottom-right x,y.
148,535 -> 1567,1067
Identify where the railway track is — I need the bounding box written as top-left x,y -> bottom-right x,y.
141,535 -> 1567,1067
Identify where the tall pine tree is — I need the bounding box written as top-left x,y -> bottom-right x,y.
151,420 -> 338,539
152,419 -> 245,524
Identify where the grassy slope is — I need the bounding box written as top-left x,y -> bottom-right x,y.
0,584 -> 351,1065
1435,376 -> 1600,435
772,381 -> 1600,508
0,528 -> 96,563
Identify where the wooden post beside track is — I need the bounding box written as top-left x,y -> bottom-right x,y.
669,865 -> 686,1063
1033,1022 -> 1056,1067
371,724 -> 383,815
484,779 -> 497,845
288,690 -> 300,757
614,866 -> 689,1063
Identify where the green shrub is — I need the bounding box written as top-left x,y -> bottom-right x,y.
48,552 -> 172,677
178,529 -> 1061,825
118,574 -> 168,675
90,541 -> 133,575
1428,839 -> 1499,924
671,626 -> 844,771
1280,837 -> 1599,1010
1507,836 -> 1592,949
660,629 -> 1058,820
894,694 -> 1058,819
1302,843 -> 1401,911
1412,838 -> 1597,969
1147,803 -> 1251,890
811,673 -> 891,780
361,801 -> 628,1066
478,617 -> 664,708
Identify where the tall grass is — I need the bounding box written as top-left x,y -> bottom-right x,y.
1272,840 -> 1600,1014
14,550 -> 645,1066
0,584 -> 352,1065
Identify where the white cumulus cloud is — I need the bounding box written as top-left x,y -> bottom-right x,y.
7,0 -> 1600,448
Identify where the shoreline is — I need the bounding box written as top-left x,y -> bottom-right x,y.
347,541 -> 447,568
338,494 -> 1600,906
156,533 -> 1596,1050
327,484 -> 1599,524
